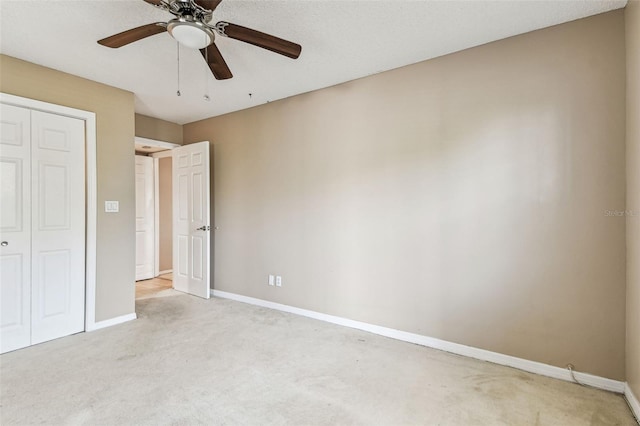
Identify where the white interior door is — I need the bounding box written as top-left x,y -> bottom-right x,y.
0,105 -> 85,353
30,110 -> 85,345
173,142 -> 210,299
0,104 -> 32,353
135,155 -> 155,281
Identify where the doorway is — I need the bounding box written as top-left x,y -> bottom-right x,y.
133,138 -> 212,302
134,137 -> 179,300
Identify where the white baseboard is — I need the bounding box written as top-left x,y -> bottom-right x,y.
211,289 -> 625,394
626,383 -> 640,423
86,313 -> 137,331
158,270 -> 173,276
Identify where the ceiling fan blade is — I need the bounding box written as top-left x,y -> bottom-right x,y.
218,22 -> 301,59
200,43 -> 233,80
98,23 -> 167,48
194,0 -> 223,12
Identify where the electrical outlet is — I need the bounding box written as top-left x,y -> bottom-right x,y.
275,276 -> 282,287
268,275 -> 275,286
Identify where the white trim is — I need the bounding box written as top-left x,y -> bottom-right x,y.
149,149 -> 174,279
153,157 -> 160,277
159,269 -> 173,276
0,93 -> 98,333
86,313 -> 137,331
85,114 -> 97,330
135,136 -> 180,151
150,150 -> 174,277
625,383 -> 640,423
211,289 -> 625,394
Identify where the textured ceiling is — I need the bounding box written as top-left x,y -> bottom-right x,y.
0,0 -> 627,125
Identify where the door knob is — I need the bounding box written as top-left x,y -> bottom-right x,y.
196,226 -> 210,231
1,241 -> 7,246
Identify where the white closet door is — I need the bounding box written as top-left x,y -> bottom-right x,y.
30,110 -> 85,345
135,155 -> 155,281
173,142 -> 210,299
0,104 -> 32,353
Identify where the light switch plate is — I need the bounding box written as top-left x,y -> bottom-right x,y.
105,201 -> 119,213
268,275 -> 275,286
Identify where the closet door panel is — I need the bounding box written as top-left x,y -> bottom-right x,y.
0,104 -> 31,353
30,110 -> 85,345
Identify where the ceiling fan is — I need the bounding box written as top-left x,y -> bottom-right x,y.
97,0 -> 302,80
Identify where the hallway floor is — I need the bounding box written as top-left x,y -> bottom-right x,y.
135,273 -> 173,299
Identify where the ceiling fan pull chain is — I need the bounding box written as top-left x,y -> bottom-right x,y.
204,47 -> 210,101
176,42 -> 182,97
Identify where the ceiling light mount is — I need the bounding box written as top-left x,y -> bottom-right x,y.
167,17 -> 214,50
152,1 -> 213,23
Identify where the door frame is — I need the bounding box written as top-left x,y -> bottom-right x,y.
0,93 -> 99,331
135,136 -> 180,278
149,148 -> 174,277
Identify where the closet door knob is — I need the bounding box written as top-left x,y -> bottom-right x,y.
1,241 -> 8,247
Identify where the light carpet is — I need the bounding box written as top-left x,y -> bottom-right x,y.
0,292 -> 636,425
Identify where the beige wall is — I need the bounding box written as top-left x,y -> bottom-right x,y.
135,113 -> 183,145
626,0 -> 640,397
158,157 -> 173,272
0,54 -> 135,322
184,11 -> 627,380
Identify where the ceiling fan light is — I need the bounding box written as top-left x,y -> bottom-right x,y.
167,20 -> 213,50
